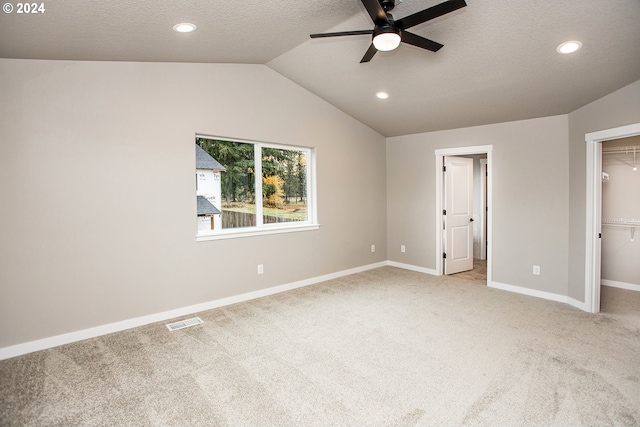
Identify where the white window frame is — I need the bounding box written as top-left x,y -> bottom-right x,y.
196,135 -> 319,241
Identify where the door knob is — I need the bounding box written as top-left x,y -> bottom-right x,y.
469,218 -> 474,222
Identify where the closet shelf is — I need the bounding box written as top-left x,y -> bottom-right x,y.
602,218 -> 640,227
602,145 -> 639,154
602,218 -> 639,242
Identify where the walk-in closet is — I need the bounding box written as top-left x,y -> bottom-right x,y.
601,136 -> 640,290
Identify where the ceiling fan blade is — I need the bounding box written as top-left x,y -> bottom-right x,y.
401,31 -> 444,52
310,29 -> 373,39
361,0 -> 390,25
360,43 -> 378,63
396,0 -> 466,30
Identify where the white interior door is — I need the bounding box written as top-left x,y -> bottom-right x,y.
444,156 -> 474,275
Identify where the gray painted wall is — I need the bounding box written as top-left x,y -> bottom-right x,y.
0,57 -> 638,351
385,79 -> 640,303
567,80 -> 640,302
0,59 -> 387,348
386,116 -> 570,295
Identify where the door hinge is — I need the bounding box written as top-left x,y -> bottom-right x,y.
443,165 -> 446,172
443,209 -> 447,215
599,233 -> 602,238
443,253 -> 447,259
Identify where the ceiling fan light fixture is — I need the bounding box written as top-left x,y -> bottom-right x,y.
173,23 -> 197,33
373,27 -> 401,51
557,40 -> 582,54
309,0 -> 466,63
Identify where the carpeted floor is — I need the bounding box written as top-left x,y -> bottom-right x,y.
1,267 -> 639,426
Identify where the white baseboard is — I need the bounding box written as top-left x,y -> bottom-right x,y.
567,297 -> 589,311
0,261 -> 597,360
601,279 -> 640,292
0,261 -> 387,360
489,281 -> 569,305
386,260 -> 438,276
388,263 -> 590,311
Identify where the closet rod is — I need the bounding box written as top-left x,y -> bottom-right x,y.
601,218 -> 640,226
601,223 -> 640,228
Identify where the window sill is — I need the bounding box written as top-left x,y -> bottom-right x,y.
196,223 -> 320,241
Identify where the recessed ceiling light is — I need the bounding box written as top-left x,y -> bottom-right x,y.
376,91 -> 390,99
557,40 -> 582,54
173,23 -> 197,33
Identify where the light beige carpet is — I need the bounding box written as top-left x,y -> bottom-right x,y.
1,267 -> 639,426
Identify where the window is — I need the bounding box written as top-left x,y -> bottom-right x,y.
195,136 -> 318,240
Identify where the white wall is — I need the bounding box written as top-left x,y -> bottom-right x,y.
0,59 -> 387,349
387,116 -> 570,296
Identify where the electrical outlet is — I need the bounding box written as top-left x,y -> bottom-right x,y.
257,264 -> 264,275
371,244 -> 376,253
401,245 -> 406,253
533,265 -> 540,276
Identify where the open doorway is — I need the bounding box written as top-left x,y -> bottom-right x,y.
601,137 -> 640,291
455,154 -> 488,282
435,145 -> 493,285
585,123 -> 640,313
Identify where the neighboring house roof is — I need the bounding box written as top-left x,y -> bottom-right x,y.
195,144 -> 226,171
197,195 -> 221,215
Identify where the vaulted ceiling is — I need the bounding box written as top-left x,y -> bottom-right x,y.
1,0 -> 639,136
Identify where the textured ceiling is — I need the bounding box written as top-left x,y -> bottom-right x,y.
0,0 -> 363,63
1,0 -> 639,137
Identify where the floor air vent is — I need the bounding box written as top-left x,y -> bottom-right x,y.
166,317 -> 203,331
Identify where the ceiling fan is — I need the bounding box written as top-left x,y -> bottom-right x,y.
310,0 -> 467,63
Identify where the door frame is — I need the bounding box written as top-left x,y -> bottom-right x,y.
585,123 -> 640,313
479,158 -> 488,260
435,145 -> 493,283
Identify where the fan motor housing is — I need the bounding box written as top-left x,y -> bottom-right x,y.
380,0 -> 395,12
308,0 -> 467,63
